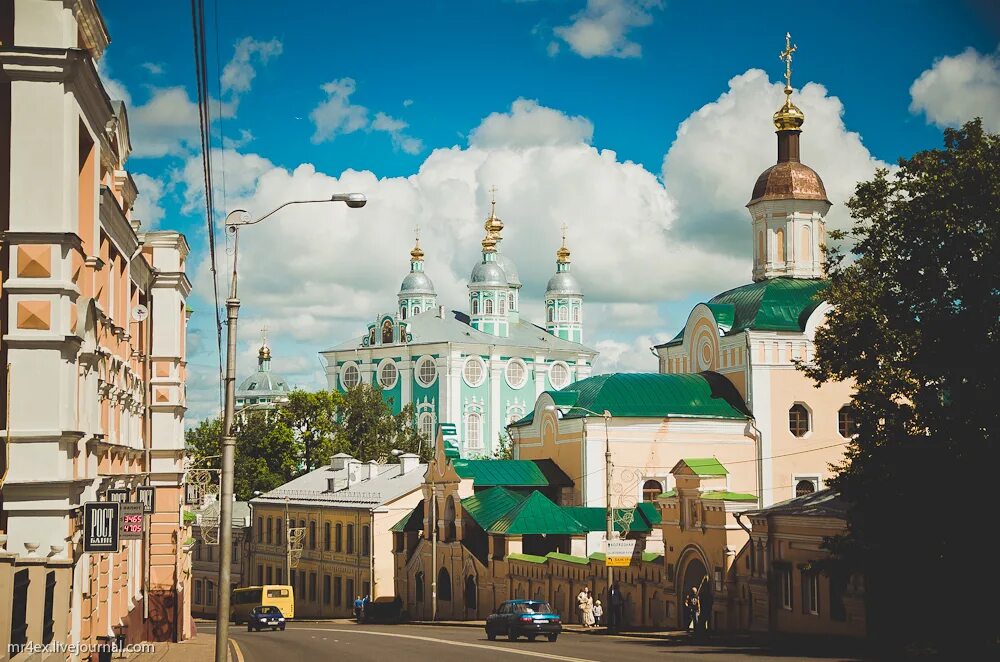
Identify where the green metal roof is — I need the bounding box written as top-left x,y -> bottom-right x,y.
641,551 -> 663,563
678,457 -> 729,476
507,553 -> 547,564
702,490 -> 758,502
488,491 -> 588,535
562,506 -> 653,533
656,489 -> 678,499
513,372 -> 749,424
660,277 -> 828,347
461,487 -> 525,530
453,459 -> 555,487
636,501 -> 662,526
545,552 -> 590,565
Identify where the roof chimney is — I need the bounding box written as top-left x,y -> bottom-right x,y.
344,458 -> 362,487
438,305 -> 445,318
355,460 -> 379,482
398,453 -> 419,475
331,453 -> 355,470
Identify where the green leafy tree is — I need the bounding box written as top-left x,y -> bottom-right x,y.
279,389 -> 341,472
804,119 -> 999,653
334,384 -> 429,462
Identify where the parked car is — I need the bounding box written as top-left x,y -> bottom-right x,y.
247,605 -> 286,632
485,600 -> 562,642
359,596 -> 404,624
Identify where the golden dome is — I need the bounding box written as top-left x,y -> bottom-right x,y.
773,94 -> 805,131
410,238 -> 424,262
481,234 -> 498,253
258,344 -> 271,361
556,223 -> 571,263
748,161 -> 829,206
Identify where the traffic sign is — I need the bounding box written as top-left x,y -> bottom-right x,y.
605,538 -> 637,567
84,502 -> 120,552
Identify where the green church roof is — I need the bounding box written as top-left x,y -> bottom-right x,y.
677,457 -> 729,476
660,277 -> 828,347
452,459 -> 571,487
562,507 -> 653,533
461,487 -> 525,530
488,491 -> 588,535
701,490 -> 758,502
512,372 -> 749,425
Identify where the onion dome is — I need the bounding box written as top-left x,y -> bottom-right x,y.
399,233 -> 436,296
471,259 -> 508,286
546,227 -> 582,295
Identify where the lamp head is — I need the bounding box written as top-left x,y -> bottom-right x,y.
390,449 -> 403,457
332,192 -> 367,208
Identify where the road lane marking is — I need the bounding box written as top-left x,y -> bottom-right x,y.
229,638 -> 245,662
294,627 -> 597,662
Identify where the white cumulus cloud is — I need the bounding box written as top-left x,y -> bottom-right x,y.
553,0 -> 663,59
909,45 -> 1000,132
131,173 -> 166,228
469,98 -> 593,148
221,37 -> 283,100
662,69 -> 889,257
310,79 -> 424,153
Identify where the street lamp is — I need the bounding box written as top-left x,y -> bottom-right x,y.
544,404 -> 614,623
214,194 -> 366,662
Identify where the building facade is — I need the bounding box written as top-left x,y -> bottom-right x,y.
653,55 -> 853,506
190,499 -> 251,619
0,0 -> 193,655
321,202 -> 597,458
250,453 -> 426,618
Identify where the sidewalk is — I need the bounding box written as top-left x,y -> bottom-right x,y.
128,632 -> 218,662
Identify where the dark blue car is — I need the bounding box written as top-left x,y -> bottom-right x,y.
485,600 -> 562,642
247,605 -> 286,632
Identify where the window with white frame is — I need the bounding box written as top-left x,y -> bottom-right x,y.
413,306 -> 421,315
505,359 -> 527,389
549,362 -> 570,389
558,305 -> 568,322
472,298 -> 479,315
803,571 -> 819,615
788,403 -> 811,437
463,356 -> 486,387
485,298 -> 494,314
509,293 -> 515,310
547,306 -> 553,322
419,413 -> 435,442
777,566 -> 792,610
416,356 -> 437,386
378,360 -> 398,389
499,297 -> 505,314
466,412 -> 482,449
341,364 -> 360,389
573,305 -> 580,322
794,477 -> 819,498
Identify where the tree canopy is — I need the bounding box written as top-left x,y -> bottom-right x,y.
805,119 -> 998,652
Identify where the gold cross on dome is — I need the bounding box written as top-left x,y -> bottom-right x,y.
414,225 -> 421,241
779,32 -> 797,92
261,324 -> 268,346
489,184 -> 499,203
560,222 -> 568,243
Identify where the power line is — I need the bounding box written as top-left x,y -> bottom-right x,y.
190,0 -> 224,410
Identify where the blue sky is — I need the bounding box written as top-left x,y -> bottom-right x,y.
96,0 -> 1000,422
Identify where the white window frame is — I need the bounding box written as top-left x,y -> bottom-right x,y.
788,401 -> 813,438
415,355 -> 438,387
341,362 -> 361,389
505,358 -> 528,389
792,474 -> 822,499
418,412 -> 435,443
463,356 -> 486,388
805,571 -> 819,616
548,361 -> 570,389
378,359 -> 398,389
465,412 -> 483,450
778,567 -> 792,611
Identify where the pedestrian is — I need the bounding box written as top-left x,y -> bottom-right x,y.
608,583 -> 624,631
582,593 -> 595,627
686,587 -> 701,633
353,595 -> 364,622
592,600 -> 603,626
576,586 -> 590,625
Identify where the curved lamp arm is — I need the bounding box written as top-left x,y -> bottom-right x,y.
224,193 -> 367,229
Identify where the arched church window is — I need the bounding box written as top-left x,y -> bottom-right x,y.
509,293 -> 515,311
381,319 -> 394,344
413,306 -> 421,315
465,576 -> 477,610
485,298 -> 494,315
472,298 -> 479,315
419,413 -> 435,442
547,306 -> 554,323
642,479 -> 663,502
400,307 -> 407,320
368,328 -> 376,346
775,227 -> 786,262
499,297 -> 505,314
573,305 -> 580,322
415,572 -> 424,603
558,306 -> 568,322
438,568 -> 452,601
757,230 -> 765,260
795,479 -> 817,498
444,496 -> 457,541
466,412 -> 482,449
801,225 -> 812,262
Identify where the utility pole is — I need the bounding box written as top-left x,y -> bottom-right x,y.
284,496 -> 291,582
603,411 -> 613,609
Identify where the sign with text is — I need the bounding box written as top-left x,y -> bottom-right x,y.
119,503 -> 145,540
184,482 -> 202,506
604,538 -> 637,567
107,488 -> 130,504
84,502 -> 120,552
137,486 -> 156,514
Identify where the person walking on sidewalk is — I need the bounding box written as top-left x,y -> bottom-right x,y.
593,600 -> 603,626
582,593 -> 596,627
576,586 -> 590,625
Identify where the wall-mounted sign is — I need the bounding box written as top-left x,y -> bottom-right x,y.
84,502 -> 120,553
137,486 -> 156,514
119,503 -> 145,540
604,538 -> 637,568
107,489 -> 130,504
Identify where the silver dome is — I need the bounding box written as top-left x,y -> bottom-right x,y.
495,253 -> 521,287
399,270 -> 436,296
545,271 -> 582,295
237,369 -> 290,394
470,260 -> 509,286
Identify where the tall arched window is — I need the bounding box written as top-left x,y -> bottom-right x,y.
775,227 -> 786,262
381,319 -> 394,344
465,576 -> 477,610
801,225 -> 812,262
642,479 -> 663,502
361,526 -> 370,556
438,567 -> 452,601
509,293 -> 515,310
547,306 -> 554,322
573,305 -> 580,322
499,297 -> 505,314
400,307 -> 407,319
757,230 -> 765,261
419,413 -> 435,442
466,413 -> 482,449
558,305 -> 568,322
443,497 -> 457,542
485,298 -> 494,314
415,572 -> 425,603
335,523 -> 343,552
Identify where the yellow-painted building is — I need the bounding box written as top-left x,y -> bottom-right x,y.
250,453 -> 425,618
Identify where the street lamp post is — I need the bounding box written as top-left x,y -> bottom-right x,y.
213,193 -> 366,662
544,404 -> 613,624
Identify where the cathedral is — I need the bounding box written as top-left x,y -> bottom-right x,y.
320,199 -> 597,457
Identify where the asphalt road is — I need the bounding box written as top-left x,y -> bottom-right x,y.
212,622 -> 861,662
